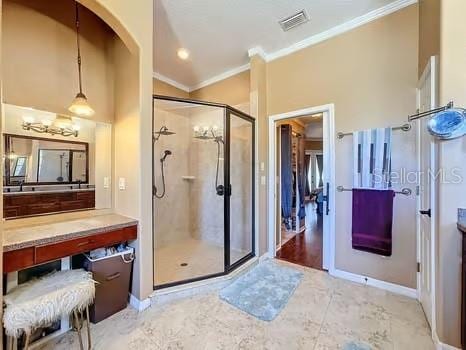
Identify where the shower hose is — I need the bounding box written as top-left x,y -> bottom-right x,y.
154,158 -> 166,199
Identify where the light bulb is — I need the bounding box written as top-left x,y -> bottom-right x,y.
177,48 -> 190,60
72,124 -> 81,131
22,115 -> 35,124
193,125 -> 200,132
41,119 -> 53,127
212,125 -> 219,131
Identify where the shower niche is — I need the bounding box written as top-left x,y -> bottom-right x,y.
152,96 -> 255,288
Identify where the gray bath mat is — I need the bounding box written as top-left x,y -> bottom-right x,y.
219,261 -> 303,321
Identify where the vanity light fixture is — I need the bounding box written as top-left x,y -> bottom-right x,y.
193,125 -> 223,142
22,115 -> 80,137
68,2 -> 95,118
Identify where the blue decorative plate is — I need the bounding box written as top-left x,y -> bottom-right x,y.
428,108 -> 466,139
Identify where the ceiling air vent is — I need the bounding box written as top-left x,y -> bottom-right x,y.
279,10 -> 309,32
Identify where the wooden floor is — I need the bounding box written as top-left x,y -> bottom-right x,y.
276,202 -> 324,270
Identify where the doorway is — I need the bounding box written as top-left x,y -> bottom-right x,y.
268,105 -> 335,272
416,56 -> 438,333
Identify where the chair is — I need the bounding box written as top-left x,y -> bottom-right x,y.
3,269 -> 95,350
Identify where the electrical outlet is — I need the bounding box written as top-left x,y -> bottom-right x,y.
118,177 -> 126,190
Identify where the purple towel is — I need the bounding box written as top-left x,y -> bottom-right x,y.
352,188 -> 394,256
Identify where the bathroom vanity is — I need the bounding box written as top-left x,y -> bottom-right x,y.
3,214 -> 137,273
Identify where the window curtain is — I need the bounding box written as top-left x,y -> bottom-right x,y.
297,137 -> 306,219
280,125 -> 293,227
304,154 -> 311,196
316,154 -> 324,187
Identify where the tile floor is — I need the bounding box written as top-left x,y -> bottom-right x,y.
42,260 -> 434,350
154,238 -> 246,286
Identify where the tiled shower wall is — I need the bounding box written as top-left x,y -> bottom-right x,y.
154,105 -> 252,255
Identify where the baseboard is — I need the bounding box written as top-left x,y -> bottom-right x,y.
129,294 -> 151,312
259,252 -> 273,263
433,332 -> 461,350
330,268 -> 417,299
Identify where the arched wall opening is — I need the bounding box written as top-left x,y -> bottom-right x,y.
1,0 -> 153,302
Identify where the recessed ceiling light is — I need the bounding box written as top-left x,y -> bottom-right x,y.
177,48 -> 190,60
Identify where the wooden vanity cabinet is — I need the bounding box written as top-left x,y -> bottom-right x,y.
3,190 -> 95,218
3,225 -> 137,273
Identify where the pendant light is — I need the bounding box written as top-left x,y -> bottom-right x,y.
68,2 -> 95,117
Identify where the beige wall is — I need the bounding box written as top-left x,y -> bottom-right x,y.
419,0 -> 440,76
190,70 -> 250,107
84,0 -> 154,301
266,5 -> 419,287
436,0 -> 466,346
153,78 -> 189,99
250,55 -> 268,255
2,0 -> 115,124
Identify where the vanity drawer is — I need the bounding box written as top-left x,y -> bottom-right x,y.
3,247 -> 35,273
35,226 -> 137,264
60,200 -> 90,211
27,202 -> 61,215
76,191 -> 95,200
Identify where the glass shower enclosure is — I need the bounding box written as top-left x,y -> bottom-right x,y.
152,95 -> 255,289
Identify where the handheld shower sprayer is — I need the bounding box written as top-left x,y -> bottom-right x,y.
161,150 -> 172,162
154,149 -> 172,199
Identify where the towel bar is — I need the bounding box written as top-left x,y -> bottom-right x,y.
337,123 -> 411,139
337,186 -> 412,196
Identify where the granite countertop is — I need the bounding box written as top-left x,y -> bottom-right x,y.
458,208 -> 466,233
4,188 -> 95,196
3,213 -> 138,252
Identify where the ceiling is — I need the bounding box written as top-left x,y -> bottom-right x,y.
154,0 -> 412,90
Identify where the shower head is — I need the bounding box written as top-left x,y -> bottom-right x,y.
154,126 -> 176,142
160,149 -> 172,162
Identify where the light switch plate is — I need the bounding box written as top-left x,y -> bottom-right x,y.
260,162 -> 265,171
118,177 -> 126,190
104,177 -> 110,189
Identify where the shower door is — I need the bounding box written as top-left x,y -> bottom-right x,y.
226,108 -> 255,269
153,96 -> 255,289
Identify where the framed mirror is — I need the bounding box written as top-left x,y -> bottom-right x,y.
4,134 -> 89,186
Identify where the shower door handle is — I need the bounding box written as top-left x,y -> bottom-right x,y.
216,184 -> 231,196
216,185 -> 225,196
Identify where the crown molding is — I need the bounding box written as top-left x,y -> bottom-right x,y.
153,72 -> 190,93
190,63 -> 250,92
266,0 -> 417,62
248,47 -> 267,60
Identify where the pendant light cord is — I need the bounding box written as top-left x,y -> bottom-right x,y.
75,2 -> 83,95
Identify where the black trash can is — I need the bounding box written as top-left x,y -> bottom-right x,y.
83,247 -> 134,323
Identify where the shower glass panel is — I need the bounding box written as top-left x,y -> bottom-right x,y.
153,98 -> 225,287
153,96 -> 255,289
228,110 -> 254,266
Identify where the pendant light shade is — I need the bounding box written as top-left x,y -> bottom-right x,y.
68,2 -> 95,117
69,92 -> 95,117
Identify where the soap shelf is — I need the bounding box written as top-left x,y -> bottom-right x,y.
182,176 -> 196,181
